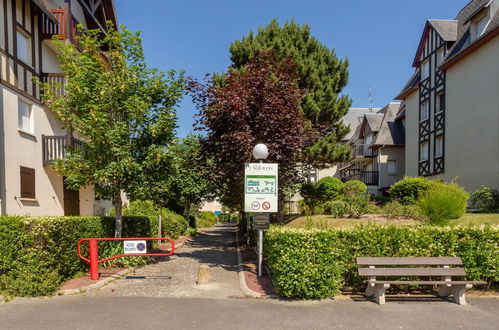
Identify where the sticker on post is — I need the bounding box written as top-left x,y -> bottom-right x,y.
124,240 -> 147,254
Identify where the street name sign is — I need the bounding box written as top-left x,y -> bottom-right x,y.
244,163 -> 278,213
124,240 -> 147,254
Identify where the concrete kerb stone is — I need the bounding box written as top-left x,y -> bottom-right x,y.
56,237 -> 192,296
235,230 -> 279,299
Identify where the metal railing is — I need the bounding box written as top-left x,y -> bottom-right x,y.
361,171 -> 379,185
351,144 -> 376,159
42,135 -> 84,165
41,73 -> 65,97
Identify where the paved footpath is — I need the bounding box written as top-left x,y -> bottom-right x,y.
1,222 -> 498,329
87,222 -> 243,299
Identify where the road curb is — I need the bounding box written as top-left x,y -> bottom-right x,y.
235,230 -> 279,299
57,236 -> 192,296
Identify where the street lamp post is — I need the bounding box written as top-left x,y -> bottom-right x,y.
252,143 -> 268,277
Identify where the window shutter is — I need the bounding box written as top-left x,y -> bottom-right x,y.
20,166 -> 35,198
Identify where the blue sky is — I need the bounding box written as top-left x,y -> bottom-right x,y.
115,0 -> 466,137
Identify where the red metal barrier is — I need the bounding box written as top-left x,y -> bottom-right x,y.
77,237 -> 174,280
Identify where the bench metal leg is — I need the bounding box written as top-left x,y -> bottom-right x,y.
452,284 -> 472,306
366,284 -> 390,305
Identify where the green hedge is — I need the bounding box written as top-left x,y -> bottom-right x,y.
265,225 -> 498,299
196,211 -> 217,228
0,216 -> 151,297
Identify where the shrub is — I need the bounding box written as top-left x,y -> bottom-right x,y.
0,215 -> 154,297
297,199 -> 323,215
471,186 -> 499,213
389,176 -> 434,204
196,211 -> 217,228
370,195 -> 391,206
381,201 -> 423,219
323,200 -> 347,218
418,182 -> 469,223
265,225 -> 498,299
314,177 -> 344,202
342,180 -> 367,196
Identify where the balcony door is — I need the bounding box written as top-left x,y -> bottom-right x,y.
63,178 -> 80,216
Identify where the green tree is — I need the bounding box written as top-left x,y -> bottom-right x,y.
40,25 -> 184,237
229,19 -> 352,166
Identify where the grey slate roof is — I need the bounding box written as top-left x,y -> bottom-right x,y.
442,0 -> 499,66
395,68 -> 420,99
372,103 -> 405,146
364,113 -> 385,132
340,108 -> 380,141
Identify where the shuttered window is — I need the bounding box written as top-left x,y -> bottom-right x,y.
20,166 -> 35,199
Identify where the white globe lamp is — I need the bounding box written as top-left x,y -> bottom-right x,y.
252,143 -> 269,160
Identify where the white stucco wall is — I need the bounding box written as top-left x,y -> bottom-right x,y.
378,147 -> 405,189
403,92 -> 419,177
444,36 -> 499,192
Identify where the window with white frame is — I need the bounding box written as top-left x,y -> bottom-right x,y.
421,59 -> 430,79
18,99 -> 32,133
420,141 -> 429,161
436,93 -> 444,113
435,136 -> 444,156
436,48 -> 445,66
387,160 -> 396,174
420,100 -> 429,120
16,30 -> 30,64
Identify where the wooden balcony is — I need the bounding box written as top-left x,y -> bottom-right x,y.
42,9 -> 82,43
41,73 -> 65,97
351,144 -> 376,161
42,135 -> 84,165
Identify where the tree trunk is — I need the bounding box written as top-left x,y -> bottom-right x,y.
114,192 -> 123,238
277,193 -> 285,224
158,207 -> 162,238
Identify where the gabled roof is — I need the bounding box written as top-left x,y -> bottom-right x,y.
412,20 -> 458,67
372,103 -> 405,146
340,108 -> 380,141
364,113 -> 385,133
440,0 -> 499,69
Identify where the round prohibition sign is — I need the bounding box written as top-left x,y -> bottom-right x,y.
262,202 -> 271,210
136,242 -> 146,252
251,201 -> 260,210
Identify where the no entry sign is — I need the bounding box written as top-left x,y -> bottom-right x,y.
244,163 -> 278,213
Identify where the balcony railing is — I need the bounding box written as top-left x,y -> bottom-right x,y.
351,144 -> 376,159
41,73 -> 65,97
42,9 -> 82,43
42,135 -> 84,165
360,171 -> 379,185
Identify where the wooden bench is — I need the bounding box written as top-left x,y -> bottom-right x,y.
357,257 -> 487,305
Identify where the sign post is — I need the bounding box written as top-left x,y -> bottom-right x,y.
245,162 -> 278,277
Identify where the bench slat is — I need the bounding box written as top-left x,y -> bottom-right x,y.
356,257 -> 462,266
359,267 -> 466,277
368,280 -> 487,285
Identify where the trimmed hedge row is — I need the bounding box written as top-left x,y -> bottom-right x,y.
0,216 -> 151,297
265,225 -> 498,299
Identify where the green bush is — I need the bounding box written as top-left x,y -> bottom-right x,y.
340,180 -> 369,217
0,215 -> 153,297
389,176 -> 434,204
323,200 -> 347,218
265,225 -> 498,299
196,211 -> 217,228
370,195 -> 391,206
315,177 -> 344,202
342,180 -> 367,196
419,182 -> 469,223
472,186 -> 499,213
381,201 -> 423,219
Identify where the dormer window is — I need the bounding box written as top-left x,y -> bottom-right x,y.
475,15 -> 488,38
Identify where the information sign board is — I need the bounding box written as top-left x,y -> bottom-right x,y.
124,240 -> 147,254
244,163 -> 278,213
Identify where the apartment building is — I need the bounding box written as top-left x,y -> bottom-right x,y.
0,0 -> 117,216
396,0 -> 499,192
339,102 -> 405,195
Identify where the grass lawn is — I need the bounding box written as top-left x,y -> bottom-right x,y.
284,213 -> 499,229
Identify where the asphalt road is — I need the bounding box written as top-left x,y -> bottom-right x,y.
1,295 -> 498,330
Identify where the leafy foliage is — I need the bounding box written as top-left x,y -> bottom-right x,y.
388,176 -> 434,204
265,225 -> 498,299
314,177 -> 344,202
229,19 -> 352,166
419,182 -> 469,224
381,201 -> 423,219
40,25 -> 184,237
323,200 -> 347,218
472,186 -> 499,213
188,51 -> 305,211
196,211 -> 218,228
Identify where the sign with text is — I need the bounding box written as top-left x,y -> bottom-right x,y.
244,163 -> 278,213
253,213 -> 270,229
123,240 -> 147,254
